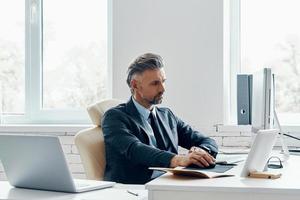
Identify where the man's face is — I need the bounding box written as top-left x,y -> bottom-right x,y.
132,68 -> 166,108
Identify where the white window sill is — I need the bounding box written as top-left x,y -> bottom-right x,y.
0,124 -> 93,133
216,124 -> 252,133
217,124 -> 300,134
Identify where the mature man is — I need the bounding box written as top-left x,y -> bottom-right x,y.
102,53 -> 218,184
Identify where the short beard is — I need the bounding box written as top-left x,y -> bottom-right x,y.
148,93 -> 164,105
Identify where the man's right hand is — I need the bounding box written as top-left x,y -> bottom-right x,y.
170,148 -> 215,168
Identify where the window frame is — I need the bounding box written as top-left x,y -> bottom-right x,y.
2,0 -> 111,124
224,0 -> 240,125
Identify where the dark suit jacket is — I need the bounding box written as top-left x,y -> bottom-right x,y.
102,98 -> 218,184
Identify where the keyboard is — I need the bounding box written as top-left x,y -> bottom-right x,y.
216,154 -> 247,164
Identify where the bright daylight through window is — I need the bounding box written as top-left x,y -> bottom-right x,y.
0,0 -> 25,115
240,0 -> 300,125
43,0 -> 108,109
0,0 -> 108,124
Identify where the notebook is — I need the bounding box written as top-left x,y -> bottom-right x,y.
149,167 -> 234,178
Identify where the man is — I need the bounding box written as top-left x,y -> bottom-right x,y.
102,53 -> 218,184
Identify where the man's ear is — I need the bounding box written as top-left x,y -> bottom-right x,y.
131,79 -> 139,91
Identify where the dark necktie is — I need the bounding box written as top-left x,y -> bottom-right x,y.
149,112 -> 166,150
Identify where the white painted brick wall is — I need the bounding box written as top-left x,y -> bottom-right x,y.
0,172 -> 6,181
61,145 -> 72,154
59,136 -> 75,145
71,145 -> 79,154
0,126 -> 299,181
223,136 -> 252,147
210,136 -> 223,146
66,154 -> 82,164
0,161 -> 6,181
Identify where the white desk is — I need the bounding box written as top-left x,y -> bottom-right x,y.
0,181 -> 147,200
146,155 -> 300,200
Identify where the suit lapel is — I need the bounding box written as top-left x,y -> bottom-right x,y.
125,98 -> 153,142
156,110 -> 177,152
125,98 -> 178,152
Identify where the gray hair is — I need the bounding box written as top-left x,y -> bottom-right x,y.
126,53 -> 164,92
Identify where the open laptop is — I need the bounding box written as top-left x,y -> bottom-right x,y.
0,135 -> 115,193
240,129 -> 278,177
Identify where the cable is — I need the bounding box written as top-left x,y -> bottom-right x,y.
282,133 -> 300,141
281,133 -> 300,153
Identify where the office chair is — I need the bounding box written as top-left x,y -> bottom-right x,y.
74,99 -> 123,180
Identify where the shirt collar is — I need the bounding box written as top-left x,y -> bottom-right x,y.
132,97 -> 156,121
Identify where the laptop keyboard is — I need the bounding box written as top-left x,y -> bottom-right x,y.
217,154 -> 247,164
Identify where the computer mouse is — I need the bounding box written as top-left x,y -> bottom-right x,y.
187,163 -> 216,169
206,162 -> 216,169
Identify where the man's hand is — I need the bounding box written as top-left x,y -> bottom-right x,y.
170,147 -> 215,168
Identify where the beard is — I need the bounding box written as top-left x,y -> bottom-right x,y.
148,92 -> 164,105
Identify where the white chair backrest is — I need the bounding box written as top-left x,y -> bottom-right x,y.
87,99 -> 123,126
75,99 -> 123,180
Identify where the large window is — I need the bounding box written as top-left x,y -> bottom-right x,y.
0,0 -> 25,115
0,0 -> 109,124
232,0 -> 300,125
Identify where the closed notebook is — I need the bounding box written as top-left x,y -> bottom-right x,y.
149,167 -> 234,179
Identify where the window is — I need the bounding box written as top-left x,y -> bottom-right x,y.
231,0 -> 300,125
0,0 -> 25,115
0,0 -> 109,124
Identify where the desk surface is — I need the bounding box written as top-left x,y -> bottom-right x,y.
146,155 -> 300,200
0,181 -> 147,200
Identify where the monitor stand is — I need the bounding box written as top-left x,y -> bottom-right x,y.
274,110 -> 290,161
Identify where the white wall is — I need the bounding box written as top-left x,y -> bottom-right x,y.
112,0 -> 224,131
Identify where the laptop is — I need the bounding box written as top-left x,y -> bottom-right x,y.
240,129 -> 278,177
0,135 -> 115,193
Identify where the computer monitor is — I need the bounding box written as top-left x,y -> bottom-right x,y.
251,68 -> 274,131
250,68 -> 289,159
